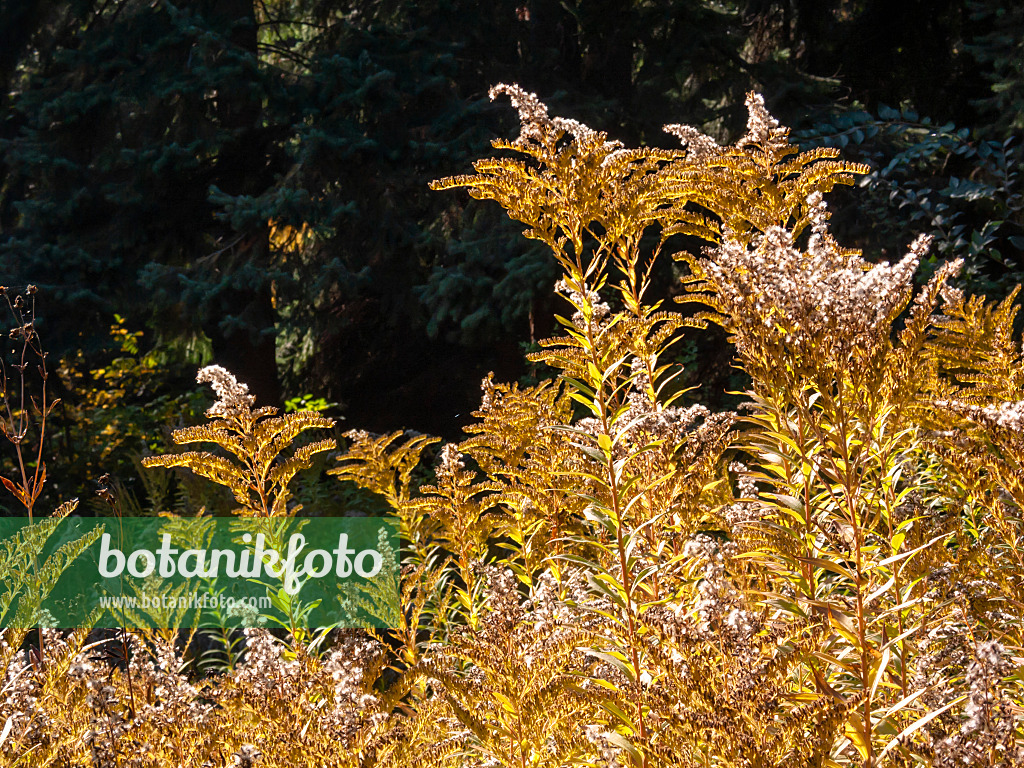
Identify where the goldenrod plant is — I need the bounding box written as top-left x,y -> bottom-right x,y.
140,365 -> 336,518
3,87 -> 1024,767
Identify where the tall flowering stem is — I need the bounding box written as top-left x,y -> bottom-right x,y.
0,285 -> 55,522
142,365 -> 336,517
681,184 -> 980,764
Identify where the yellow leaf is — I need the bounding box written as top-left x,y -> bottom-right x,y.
828,605 -> 861,647
845,712 -> 871,761
493,692 -> 517,714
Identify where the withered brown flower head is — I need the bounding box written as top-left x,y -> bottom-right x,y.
489,83 -> 606,147
196,364 -> 257,419
702,191 -> 933,365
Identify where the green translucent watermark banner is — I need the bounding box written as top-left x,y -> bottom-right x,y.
0,516 -> 399,630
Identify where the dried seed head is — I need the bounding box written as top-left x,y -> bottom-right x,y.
196,365 -> 257,419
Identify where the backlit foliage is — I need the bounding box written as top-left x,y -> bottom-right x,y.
4,87 -> 1024,767
140,365 -> 336,517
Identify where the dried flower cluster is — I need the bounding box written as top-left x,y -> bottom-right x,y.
488,83 -> 603,148
692,192 -> 931,369
197,364 -> 258,419
935,397 -> 1024,432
